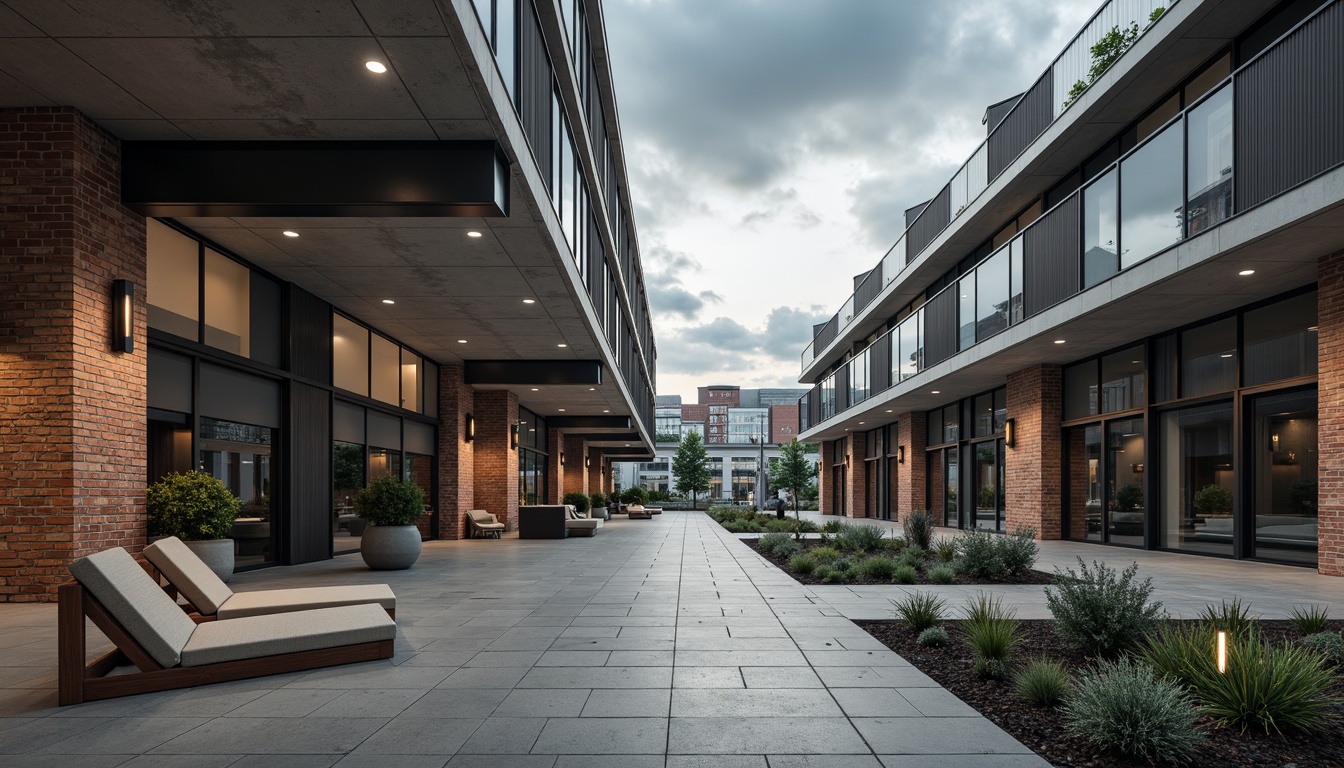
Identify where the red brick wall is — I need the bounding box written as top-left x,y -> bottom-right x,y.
818,440 -> 834,514
0,107 -> 147,601
681,404 -> 708,423
436,364 -> 475,540
1318,251 -> 1344,576
698,387 -> 740,406
895,411 -> 927,521
1006,364 -> 1064,539
563,434 -> 588,501
546,428 -> 564,504
770,404 -> 800,444
845,437 -> 867,518
473,390 -> 519,531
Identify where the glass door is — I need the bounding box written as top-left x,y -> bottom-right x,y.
1249,389 -> 1317,565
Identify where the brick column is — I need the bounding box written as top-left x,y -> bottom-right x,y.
1317,251 -> 1344,576
473,390 -> 519,531
546,428 -> 565,504
844,437 -> 866,518
1006,364 -> 1064,539
564,434 -> 588,500
895,411 -> 927,521
818,441 -> 834,514
0,108 -> 147,601
436,364 -> 474,540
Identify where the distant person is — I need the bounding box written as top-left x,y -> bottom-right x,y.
774,488 -> 789,518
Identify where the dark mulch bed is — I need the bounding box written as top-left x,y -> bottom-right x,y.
741,536 -> 1054,586
859,618 -> 1344,768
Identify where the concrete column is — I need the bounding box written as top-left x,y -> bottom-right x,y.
1317,250 -> 1344,576
1006,364 -> 1064,539
895,411 -> 927,521
473,390 -> 519,531
436,364 -> 474,540
0,107 -> 147,601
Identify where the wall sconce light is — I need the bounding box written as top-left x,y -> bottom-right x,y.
510,423 -> 520,450
585,455 -> 591,469
1004,418 -> 1016,448
560,452 -> 566,466
464,414 -> 475,443
111,279 -> 134,353
897,446 -> 905,464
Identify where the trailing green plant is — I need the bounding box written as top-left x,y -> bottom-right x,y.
932,536 -> 958,563
758,532 -> 794,555
353,475 -> 425,527
834,522 -> 887,553
956,528 -> 1001,578
998,526 -> 1038,577
1200,597 -> 1258,639
1195,632 -> 1340,734
1064,657 -> 1204,764
894,591 -> 947,632
902,509 -> 934,549
857,556 -> 900,581
927,565 -> 956,585
1046,558 -> 1163,657
1015,658 -> 1074,707
892,564 -> 918,584
1301,632 -> 1344,667
810,546 -> 841,563
562,492 -> 591,516
1062,22 -> 1141,110
917,626 -> 950,648
147,470 -> 241,541
1289,605 -> 1330,636
788,553 -> 817,574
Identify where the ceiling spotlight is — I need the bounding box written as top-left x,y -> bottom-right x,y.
932,390 -> 941,395
382,299 -> 395,304
858,421 -> 865,425
1239,269 -> 1256,276
365,60 -> 387,73
1220,353 -> 1233,358
1054,339 -> 1066,344
467,231 -> 483,238
886,409 -> 893,413
558,408 -> 566,412
530,387 -> 539,391
523,299 -> 536,304
282,230 -> 299,238
603,409 -> 610,413
457,339 -> 467,344
557,343 -> 567,348
588,387 -> 596,391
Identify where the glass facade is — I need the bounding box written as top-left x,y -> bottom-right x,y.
1120,120 -> 1184,269
1186,84 -> 1234,236
199,418 -> 274,568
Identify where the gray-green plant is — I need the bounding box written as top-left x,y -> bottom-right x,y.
895,591 -> 947,632
821,519 -> 844,534
1289,605 -> 1330,636
955,528 -> 1001,578
788,553 -> 817,574
820,566 -> 852,584
902,509 -> 934,549
758,531 -> 794,555
998,526 -> 1038,576
962,593 -> 1020,670
834,522 -> 887,553
147,470 -> 241,540
1301,632 -> 1344,667
1045,558 -> 1163,657
813,565 -> 834,582
917,626 -> 950,647
810,545 -> 841,563
773,538 -> 801,558
829,557 -> 854,574
1015,658 -> 1074,707
893,564 -> 918,584
857,556 -> 899,581
1064,657 -> 1204,764
927,565 -> 956,584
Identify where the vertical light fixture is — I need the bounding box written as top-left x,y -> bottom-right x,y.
464,414 -> 475,443
510,423 -> 520,450
111,279 -> 134,353
560,452 -> 566,466
585,455 -> 591,468
897,445 -> 905,464
1216,631 -> 1228,674
1004,418 -> 1016,448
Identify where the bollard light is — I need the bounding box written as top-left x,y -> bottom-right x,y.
1216,630 -> 1228,674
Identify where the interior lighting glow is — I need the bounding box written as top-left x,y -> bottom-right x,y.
1054,339 -> 1066,344
523,299 -> 536,304
457,339 -> 467,343
557,343 -> 567,348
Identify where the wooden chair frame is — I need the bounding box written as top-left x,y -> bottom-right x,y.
58,579 -> 394,706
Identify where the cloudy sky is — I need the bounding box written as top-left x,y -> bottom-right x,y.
601,0 -> 1098,402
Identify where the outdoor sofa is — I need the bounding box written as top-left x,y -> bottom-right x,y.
518,504 -> 602,538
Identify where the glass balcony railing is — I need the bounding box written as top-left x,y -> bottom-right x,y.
802,0 -> 1174,375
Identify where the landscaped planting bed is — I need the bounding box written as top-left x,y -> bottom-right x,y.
858,563 -> 1344,767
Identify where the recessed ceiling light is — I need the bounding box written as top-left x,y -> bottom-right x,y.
625,444 -> 631,447
558,408 -> 566,412
282,230 -> 299,238
603,409 -> 610,413
589,387 -> 596,391
365,60 -> 387,73
1220,353 -> 1233,358
931,390 -> 940,394
886,409 -> 893,413
557,343 -> 567,348
467,231 -> 482,238
1239,269 -> 1256,276
858,421 -> 865,425
457,339 -> 467,343
382,299 -> 395,304
1308,326 -> 1319,332
523,299 -> 536,304
1054,339 -> 1066,344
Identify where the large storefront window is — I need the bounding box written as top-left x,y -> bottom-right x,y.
199,418 -> 274,568
519,408 -> 547,506
1250,389 -> 1317,564
1066,425 -> 1102,541
1106,419 -> 1145,547
928,390 -> 1004,530
1159,401 -> 1235,557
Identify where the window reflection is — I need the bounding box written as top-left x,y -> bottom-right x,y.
1100,347 -> 1145,413
976,249 -> 1009,341
1120,121 -> 1184,269
1160,402 -> 1234,556
1243,292 -> 1317,386
1083,169 -> 1118,288
333,440 -> 364,552
1250,390 -> 1317,564
1106,420 -> 1145,546
1186,85 -> 1234,236
959,274 -> 976,351
199,418 -> 274,567
1066,425 -> 1102,542
1181,317 -> 1237,397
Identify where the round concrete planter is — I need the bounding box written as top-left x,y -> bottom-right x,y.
361,524 -> 422,570
184,538 -> 234,583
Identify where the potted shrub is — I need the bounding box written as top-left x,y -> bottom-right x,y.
563,492 -> 591,517
1193,483 -> 1233,519
147,471 -> 241,582
590,492 -> 609,520
354,476 -> 425,570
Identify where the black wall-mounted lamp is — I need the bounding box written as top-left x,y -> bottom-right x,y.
111,279 -> 134,353
897,445 -> 905,464
1004,418 -> 1016,448
464,414 -> 475,443
510,423 -> 520,450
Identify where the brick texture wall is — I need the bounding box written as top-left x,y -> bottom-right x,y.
546,428 -> 565,504
1318,251 -> 1344,576
844,437 -> 867,518
895,411 -> 927,521
436,364 -> 475,540
563,435 -> 589,502
769,404 -> 800,444
472,390 -> 519,531
818,440 -> 833,514
1006,364 -> 1064,539
0,107 -> 147,601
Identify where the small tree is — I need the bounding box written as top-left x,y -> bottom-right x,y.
672,431 -> 711,509
773,438 -> 817,515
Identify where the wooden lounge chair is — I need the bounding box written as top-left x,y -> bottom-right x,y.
467,509 -> 505,538
59,547 -> 395,706
143,536 -> 396,620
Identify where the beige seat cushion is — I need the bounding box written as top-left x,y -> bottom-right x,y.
468,509 -> 505,530
565,518 -> 600,530
217,584 -> 397,620
143,536 -> 235,614
180,603 -> 396,667
68,547 -> 197,668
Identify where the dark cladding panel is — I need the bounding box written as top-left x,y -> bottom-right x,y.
199,363 -> 280,428
907,184 -> 951,263
988,70 -> 1053,182
869,332 -> 891,394
854,265 -> 882,313
1024,193 -> 1081,317
465,360 -> 603,386
148,348 -> 193,414
288,286 -> 332,385
287,382 -> 332,565
922,288 -> 958,367
1235,1 -> 1344,211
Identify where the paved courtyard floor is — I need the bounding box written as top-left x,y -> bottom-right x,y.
1,510 -> 1337,767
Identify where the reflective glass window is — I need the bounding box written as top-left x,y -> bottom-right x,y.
976,248 -> 1009,341
898,313 -> 919,380
958,274 -> 976,351
1066,425 -> 1103,541
973,392 -> 994,438
204,248 -> 250,357
1159,401 -> 1234,556
1106,419 -> 1146,546
1100,346 -> 1145,413
370,334 -> 400,406
1187,85 -> 1234,236
1009,236 -> 1024,324
400,348 -> 421,412
974,441 -> 999,531
1243,291 -> 1317,386
147,219 -> 199,340
333,314 -> 369,397
1120,120 -> 1184,269
993,389 -> 1007,433
1180,317 -> 1237,397
1250,389 -> 1317,565
497,0 -> 515,99
1064,361 -> 1098,421
1082,169 -> 1118,288
941,404 -> 959,444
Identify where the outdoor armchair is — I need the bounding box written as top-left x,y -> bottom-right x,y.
467,509 -> 505,538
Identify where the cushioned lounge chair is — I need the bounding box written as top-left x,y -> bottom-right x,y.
143,536 -> 396,620
467,509 -> 506,538
627,504 -> 653,520
59,547 -> 395,706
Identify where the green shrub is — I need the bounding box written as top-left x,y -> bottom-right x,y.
810,546 -> 841,563
722,518 -> 762,533
902,509 -> 934,549
885,536 -> 908,553
562,492 -> 591,516
619,486 -> 649,505
1015,658 -> 1073,707
932,536 -> 958,563
821,519 -> 843,534
901,544 -> 927,563
147,470 -> 241,540
893,564 -> 918,584
774,538 -> 801,558
353,475 -> 425,526
1064,658 -> 1204,764
763,518 -> 796,533
1046,558 -> 1163,657
1200,597 -> 1258,639
1142,623 -> 1216,685
834,522 -> 887,553
974,658 -> 1011,681
917,626 -> 950,647
1290,605 -> 1330,636
814,565 -> 834,582
998,526 -> 1038,576
788,553 -> 817,574
857,556 -> 899,581
962,594 -> 1020,666
956,528 -> 1001,578
830,557 -> 854,573
1302,632 -> 1344,667
820,566 -> 852,584
1196,632 -> 1339,734
927,565 -> 956,584
894,591 -> 947,632
589,492 -> 607,510
758,532 -> 793,555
